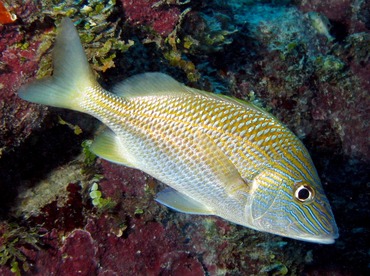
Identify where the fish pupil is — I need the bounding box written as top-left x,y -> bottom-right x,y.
298,188 -> 310,200
294,185 -> 314,202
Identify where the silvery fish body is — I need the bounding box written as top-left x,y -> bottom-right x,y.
19,18 -> 338,243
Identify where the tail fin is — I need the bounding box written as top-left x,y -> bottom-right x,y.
18,18 -> 97,112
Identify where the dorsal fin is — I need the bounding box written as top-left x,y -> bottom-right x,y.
112,72 -> 192,98
113,72 -> 273,119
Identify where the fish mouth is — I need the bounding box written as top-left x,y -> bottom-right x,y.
292,234 -> 338,244
285,220 -> 339,244
285,221 -> 339,244
250,215 -> 339,244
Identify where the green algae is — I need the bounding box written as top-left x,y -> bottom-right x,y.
0,222 -> 42,275
313,55 -> 346,82
15,41 -> 30,51
161,8 -> 201,82
89,182 -> 116,211
40,0 -> 133,74
81,140 -> 97,167
261,262 -> 289,275
160,8 -> 238,82
163,49 -> 200,82
184,12 -> 237,54
134,208 -> 145,215
58,116 -> 83,135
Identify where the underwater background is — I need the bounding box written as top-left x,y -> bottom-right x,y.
0,0 -> 369,275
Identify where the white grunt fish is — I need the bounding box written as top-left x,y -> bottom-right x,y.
19,18 -> 338,243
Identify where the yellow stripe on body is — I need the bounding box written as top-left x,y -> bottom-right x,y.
83,87 -> 315,190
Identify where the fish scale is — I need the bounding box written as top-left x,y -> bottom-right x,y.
83,85 -> 324,225
87,90 -> 273,180
18,18 -> 338,243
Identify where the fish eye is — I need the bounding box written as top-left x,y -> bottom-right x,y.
294,185 -> 315,203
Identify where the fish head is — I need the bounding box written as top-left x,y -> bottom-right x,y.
245,167 -> 338,243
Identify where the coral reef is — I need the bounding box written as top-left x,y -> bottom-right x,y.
0,0 -> 133,154
1,160 -> 306,275
0,220 -> 43,275
0,1 -> 48,153
297,0 -> 370,34
121,0 -> 182,37
0,0 -> 369,275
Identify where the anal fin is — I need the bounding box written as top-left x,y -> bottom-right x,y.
90,129 -> 136,168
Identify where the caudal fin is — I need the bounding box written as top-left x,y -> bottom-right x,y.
18,18 -> 97,112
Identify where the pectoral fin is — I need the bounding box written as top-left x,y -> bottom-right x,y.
192,128 -> 249,196
156,188 -> 214,215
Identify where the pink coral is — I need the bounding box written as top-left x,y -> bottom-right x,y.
58,230 -> 98,275
298,0 -> 369,33
121,0 -> 181,36
0,4 -> 50,152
